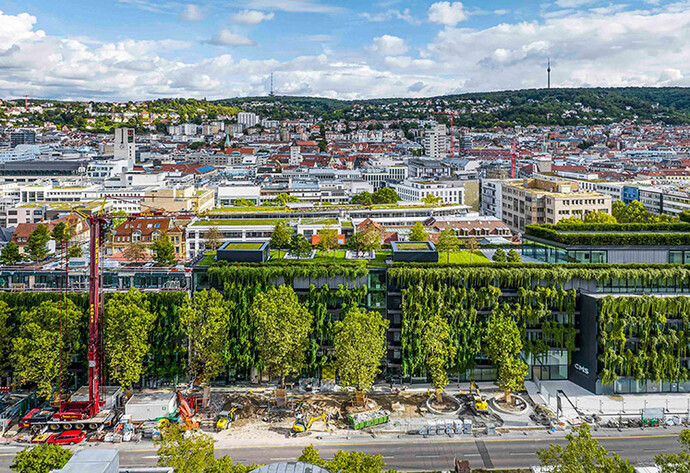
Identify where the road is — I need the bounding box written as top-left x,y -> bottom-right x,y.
0,430 -> 683,471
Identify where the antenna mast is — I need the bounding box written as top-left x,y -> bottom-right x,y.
547,58 -> 551,89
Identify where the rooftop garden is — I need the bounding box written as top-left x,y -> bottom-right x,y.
222,242 -> 264,250
192,219 -> 289,227
394,243 -> 433,251
526,223 -> 690,246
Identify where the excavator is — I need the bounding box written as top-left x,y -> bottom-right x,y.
216,403 -> 243,431
176,392 -> 199,430
469,381 -> 489,414
291,413 -> 329,436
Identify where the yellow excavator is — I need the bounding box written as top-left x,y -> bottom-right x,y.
291,413 -> 329,435
469,381 -> 489,413
216,404 -> 243,431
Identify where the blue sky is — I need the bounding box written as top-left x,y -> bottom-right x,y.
0,0 -> 688,100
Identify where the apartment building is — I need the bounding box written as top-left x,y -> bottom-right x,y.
392,179 -> 465,205
500,179 -> 612,233
422,124 -> 447,158
141,186 -> 215,214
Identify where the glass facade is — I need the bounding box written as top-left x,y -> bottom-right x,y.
523,240 -> 607,263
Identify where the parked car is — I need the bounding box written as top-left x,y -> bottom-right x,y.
47,430 -> 85,445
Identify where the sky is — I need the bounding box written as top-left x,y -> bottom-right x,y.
0,0 -> 688,101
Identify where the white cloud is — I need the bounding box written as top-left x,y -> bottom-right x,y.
427,4 -> 690,91
205,29 -> 255,47
244,0 -> 345,14
369,35 -> 408,55
555,0 -> 596,8
180,4 -> 205,21
231,10 -> 275,24
428,2 -> 467,26
3,5 -> 690,101
361,8 -> 419,24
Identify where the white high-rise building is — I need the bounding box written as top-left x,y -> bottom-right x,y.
237,112 -> 260,128
114,128 -> 136,166
423,124 -> 447,158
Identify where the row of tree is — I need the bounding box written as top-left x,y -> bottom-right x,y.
0,222 -> 179,266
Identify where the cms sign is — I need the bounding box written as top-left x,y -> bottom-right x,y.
574,363 -> 590,375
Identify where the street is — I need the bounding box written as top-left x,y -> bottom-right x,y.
0,429 -> 683,471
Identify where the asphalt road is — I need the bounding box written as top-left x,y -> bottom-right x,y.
0,431 -> 683,471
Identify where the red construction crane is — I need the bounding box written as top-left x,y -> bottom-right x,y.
53,198 -> 197,422
511,141 -> 518,178
433,111 -> 462,158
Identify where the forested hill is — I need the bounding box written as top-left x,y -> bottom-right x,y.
216,87 -> 690,126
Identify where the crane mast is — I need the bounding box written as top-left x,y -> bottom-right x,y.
87,215 -> 105,417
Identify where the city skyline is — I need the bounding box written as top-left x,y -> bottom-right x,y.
0,0 -> 689,101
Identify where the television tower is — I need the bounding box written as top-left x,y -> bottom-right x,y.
547,58 -> 551,89
269,73 -> 275,97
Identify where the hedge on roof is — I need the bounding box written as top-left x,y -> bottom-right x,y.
526,224 -> 690,246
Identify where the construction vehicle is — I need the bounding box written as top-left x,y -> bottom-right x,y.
469,381 -> 489,414
215,403 -> 242,431
291,413 -> 329,435
175,392 -> 199,431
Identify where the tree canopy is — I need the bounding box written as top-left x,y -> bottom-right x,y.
104,288 -> 156,388
152,233 -> 177,266
27,224 -> 51,261
13,299 -> 82,397
537,423 -> 634,473
655,428 -> 690,473
422,312 -> 456,401
11,443 -> 73,473
270,222 -> 291,258
1,241 -> 21,265
180,289 -> 229,382
251,286 -> 313,385
333,307 -> 389,392
409,222 -> 429,242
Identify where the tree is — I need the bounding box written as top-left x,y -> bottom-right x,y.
464,237 -> 480,264
11,443 -> 73,473
124,242 -> 147,264
104,288 -> 155,388
151,233 -> 177,266
333,307 -> 389,392
422,313 -> 456,403
372,187 -> 400,204
421,194 -> 442,205
436,229 -> 459,263
1,241 -> 21,265
233,198 -> 254,207
13,300 -> 82,397
483,305 -> 527,405
409,222 -> 429,242
27,224 -> 50,261
317,227 -> 340,261
492,248 -> 506,262
251,286 -> 313,385
347,227 -> 381,257
289,233 -> 313,258
0,301 -> 11,373
180,289 -> 229,382
584,210 -> 617,224
351,191 -> 373,206
537,423 -> 635,473
274,193 -> 300,205
317,140 -> 327,152
50,222 -> 73,249
298,445 -> 389,473
655,429 -> 690,473
156,425 -> 215,473
206,227 -> 222,252
270,222 -> 291,259
67,244 -> 82,259
298,445 -> 325,466
507,248 -> 521,262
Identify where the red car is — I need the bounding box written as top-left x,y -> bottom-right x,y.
47,430 -> 86,445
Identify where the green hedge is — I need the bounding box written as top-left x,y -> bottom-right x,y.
553,222 -> 690,232
526,224 -> 690,246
